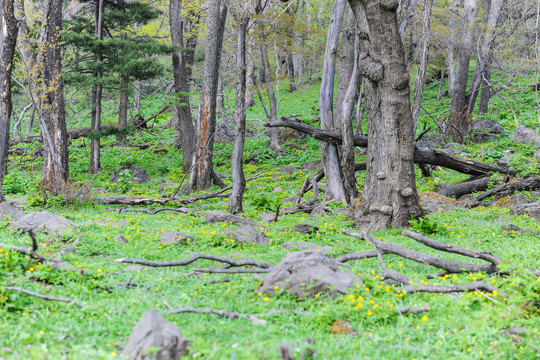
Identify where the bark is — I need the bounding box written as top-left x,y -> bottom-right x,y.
89,0 -> 104,173
258,41 -> 280,152
335,5 -> 356,132
133,80 -> 141,113
0,0 -> 19,202
411,0 -> 434,126
184,0 -> 227,193
26,105 -> 35,134
118,71 -> 129,143
349,0 -> 423,230
319,0 -> 348,203
447,0 -> 477,143
228,11 -> 249,214
436,176 -> 493,198
170,0 -> 195,173
475,176 -> 540,202
183,8 -> 201,82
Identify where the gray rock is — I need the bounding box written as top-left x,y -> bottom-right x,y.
533,149 -> 540,162
272,186 -> 284,193
509,201 -> 540,221
512,126 -> 540,146
223,225 -> 269,245
474,120 -> 507,134
124,265 -> 144,272
62,245 -> 77,255
280,165 -> 299,175
419,192 -> 455,214
259,250 -> 362,298
281,241 -> 333,252
301,159 -> 322,171
294,223 -> 319,235
203,210 -> 259,227
0,203 -> 26,220
496,194 -> 535,208
122,309 -> 191,360
160,230 -> 195,245
260,213 -> 275,223
500,224 -> 540,235
115,234 -> 129,244
472,133 -> 499,144
110,163 -> 151,184
9,211 -> 75,234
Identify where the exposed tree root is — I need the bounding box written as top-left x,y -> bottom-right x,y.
2,286 -> 83,307
115,253 -> 273,270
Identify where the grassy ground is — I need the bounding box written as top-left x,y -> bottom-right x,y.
1,77 -> 540,359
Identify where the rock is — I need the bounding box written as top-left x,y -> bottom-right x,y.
115,234 -> 129,244
280,165 -> 299,175
272,186 -> 284,193
499,224 -> 540,235
9,211 -> 75,235
474,120 -> 507,134
0,203 -> 26,220
122,309 -> 191,360
110,163 -> 151,184
534,149 -> 540,162
260,213 -> 275,223
62,245 -> 77,255
293,223 -> 319,235
301,159 -> 322,171
330,320 -> 357,335
203,210 -> 259,227
509,201 -> 540,221
512,126 -> 540,146
472,133 -> 499,144
124,265 -> 144,272
258,250 -> 362,298
223,225 -> 269,245
160,230 -> 195,245
281,241 -> 333,252
419,192 -> 455,214
493,194 -> 535,208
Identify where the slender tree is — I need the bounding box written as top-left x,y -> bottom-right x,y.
89,0 -> 104,173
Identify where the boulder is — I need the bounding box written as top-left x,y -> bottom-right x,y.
122,309 -> 191,360
0,203 -> 26,220
281,241 -> 333,252
260,213 -> 275,223
258,250 -> 362,298
512,126 -> 540,146
115,234 -> 129,244
9,211 -> 75,235
500,224 -> 540,236
110,163 -> 151,184
280,165 -> 299,175
472,133 -> 499,144
474,120 -> 507,134
160,230 -> 195,245
272,186 -> 284,193
419,192 -> 455,214
203,210 -> 259,227
493,194 -> 535,209
293,223 -> 319,235
223,225 -> 269,245
509,201 -> 540,221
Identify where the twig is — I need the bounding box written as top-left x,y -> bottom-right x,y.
2,286 -> 83,307
335,250 -> 380,263
165,307 -> 310,319
194,268 -> 271,274
115,253 -> 273,269
0,243 -> 48,263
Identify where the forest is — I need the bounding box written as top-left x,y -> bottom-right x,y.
0,0 -> 540,358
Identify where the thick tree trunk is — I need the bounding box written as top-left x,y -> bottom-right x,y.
447,0 -> 477,143
183,9 -> 201,82
0,0 -> 19,202
319,0 -> 348,203
170,0 -> 195,173
118,72 -> 129,143
229,12 -> 249,214
184,0 -> 227,193
89,0 -> 104,173
335,5 -> 355,131
349,0 -> 423,230
411,0 -> 434,126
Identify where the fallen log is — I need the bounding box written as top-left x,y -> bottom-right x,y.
10,125 -> 112,145
267,118 -> 509,176
91,191 -> 231,206
475,176 -> 540,202
436,176 -> 494,198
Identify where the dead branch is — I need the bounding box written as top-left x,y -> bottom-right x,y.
0,243 -> 48,263
475,176 -> 540,202
92,190 -> 231,206
2,286 -> 83,307
335,250 -> 380,263
399,306 -> 431,315
165,307 -> 310,320
115,253 -> 273,269
193,268 -> 271,274
402,281 -> 498,294
436,176 -> 495,198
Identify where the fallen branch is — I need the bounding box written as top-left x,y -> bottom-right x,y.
399,306 -> 431,315
115,253 -> 273,269
165,307 -> 310,325
0,243 -> 48,263
335,250 -> 380,263
92,189 -> 231,206
2,286 -> 83,307
436,176 -> 495,199
402,281 -> 498,294
474,176 -> 540,202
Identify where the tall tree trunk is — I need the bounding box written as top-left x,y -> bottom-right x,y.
89,0 -> 104,173
183,9 -> 201,82
0,0 -> 19,202
349,0 -> 423,230
319,0 -> 348,203
447,0 -> 477,143
258,41 -> 280,152
184,0 -> 227,193
335,4 -> 356,131
118,71 -> 129,143
411,0 -> 434,126
170,0 -> 195,173
133,80 -> 141,113
26,105 -> 35,134
229,11 -> 249,214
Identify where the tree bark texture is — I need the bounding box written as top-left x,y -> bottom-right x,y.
335,5 -> 356,131
184,0 -> 227,193
349,0 -> 423,230
170,0 -> 195,173
258,40 -> 280,152
118,71 -> 129,143
0,0 -> 19,202
319,0 -> 348,203
228,11 -> 249,214
89,0 -> 104,173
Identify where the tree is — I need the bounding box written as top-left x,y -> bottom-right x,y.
0,0 -> 19,202
348,0 -> 423,229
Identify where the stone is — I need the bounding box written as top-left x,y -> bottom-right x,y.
223,225 -> 269,245
124,265 -> 145,272
122,309 -> 191,360
258,250 -> 362,298
160,230 -> 195,245
9,211 -> 75,235
280,165 -> 299,175
499,224 -> 540,236
474,119 -> 507,134
203,210 -> 259,227
293,223 -> 319,235
301,159 -> 322,171
534,149 -> 540,162
62,245 -> 77,255
110,163 -> 151,184
0,203 -> 26,220
260,213 -> 275,223
493,194 -> 535,208
330,320 -> 357,335
472,133 -> 499,144
509,201 -> 540,221
114,234 -> 129,244
512,126 -> 540,146
281,241 -> 333,252
272,186 -> 284,193
419,192 -> 455,214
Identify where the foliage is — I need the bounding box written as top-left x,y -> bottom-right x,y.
409,216 -> 447,236
249,194 -> 280,212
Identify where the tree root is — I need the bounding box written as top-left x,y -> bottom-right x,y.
115,253 -> 273,270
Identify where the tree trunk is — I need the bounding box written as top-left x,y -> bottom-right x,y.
319,0 -> 348,203
229,11 -> 249,214
349,0 -> 423,230
447,0 -> 477,143
170,0 -> 195,173
335,5 -> 356,131
133,80 -> 141,113
411,0 -> 434,126
89,0 -> 104,173
118,71 -> 129,143
183,8 -> 201,82
184,0 -> 227,193
258,41 -> 280,152
0,0 -> 19,202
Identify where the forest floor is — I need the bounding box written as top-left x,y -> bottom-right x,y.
1,78 -> 540,359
